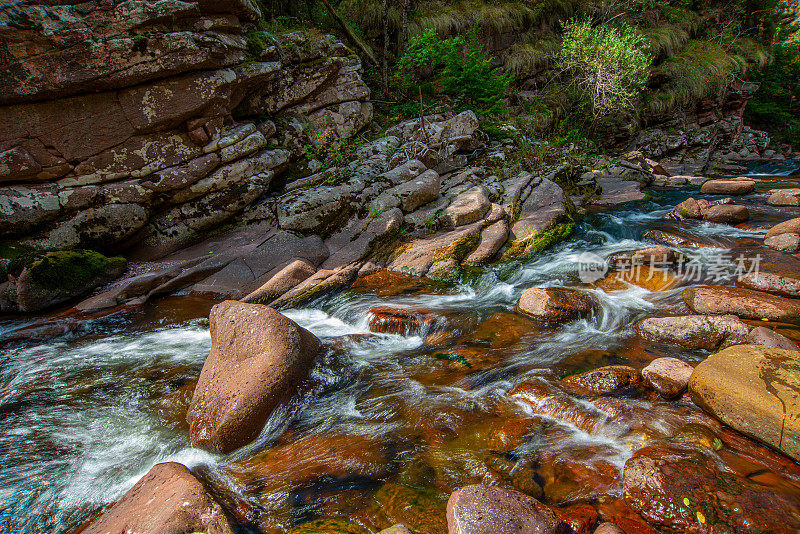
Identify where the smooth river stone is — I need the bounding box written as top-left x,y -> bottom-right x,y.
683,286 -> 800,324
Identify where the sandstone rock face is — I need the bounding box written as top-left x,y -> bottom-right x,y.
446,484 -> 564,534
636,314 -> 750,350
516,287 -> 596,323
684,286 -> 800,323
80,462 -> 236,534
0,3 -> 372,256
641,357 -> 693,398
561,366 -> 641,397
689,345 -> 800,461
700,178 -> 755,195
187,301 -> 322,453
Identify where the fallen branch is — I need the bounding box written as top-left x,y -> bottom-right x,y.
318,0 -> 379,67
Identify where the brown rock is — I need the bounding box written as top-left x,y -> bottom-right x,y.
441,186 -> 491,228
748,326 -> 800,350
593,523 -> 625,534
516,287 -> 596,324
561,365 -> 641,397
555,504 -> 598,534
683,286 -> 800,324
689,345 -> 800,461
738,270 -> 800,298
464,220 -> 509,264
766,217 -> 800,238
608,246 -> 680,267
702,204 -> 749,224
446,484 -> 564,534
242,259 -> 316,304
765,233 -> 800,253
700,178 -> 755,195
80,462 -> 236,534
669,197 -> 703,219
767,188 -> 800,206
636,314 -> 750,350
641,357 -> 693,399
187,301 -> 322,453
369,306 -> 438,335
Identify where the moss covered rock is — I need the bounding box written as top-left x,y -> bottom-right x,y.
12,249 -> 126,312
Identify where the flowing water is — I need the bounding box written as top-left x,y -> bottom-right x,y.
2,165 -> 800,533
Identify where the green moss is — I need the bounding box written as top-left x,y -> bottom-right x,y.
505,222 -> 575,260
432,235 -> 480,263
27,250 -> 126,293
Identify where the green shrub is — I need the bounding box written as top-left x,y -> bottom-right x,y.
396,27 -> 513,115
560,18 -> 652,118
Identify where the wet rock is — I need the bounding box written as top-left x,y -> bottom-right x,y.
270,263 -> 359,309
702,204 -> 749,224
516,287 -> 597,324
635,314 -> 750,350
369,306 -> 437,335
379,526 -> 413,534
764,233 -> 800,253
465,311 -> 538,348
363,483 -> 448,534
738,270 -> 800,298
641,357 -> 693,399
10,250 -> 126,313
231,432 -> 393,489
505,174 -> 572,260
288,519 -> 372,533
766,217 -> 800,238
555,504 -> 598,534
623,443 -> 800,533
594,266 -> 678,292
464,220 -> 509,264
690,344 -> 800,461
561,366 -> 641,397
242,259 -> 316,304
80,462 -> 236,534
700,178 -> 755,195
683,286 -> 800,324
641,229 -> 716,248
608,246 -> 681,268
508,381 -> 610,435
351,269 -> 429,297
446,484 -> 564,534
187,301 -> 322,453
593,523 -> 625,534
441,186 -> 491,228
388,224 -> 482,277
668,197 -> 707,219
747,326 -> 800,350
767,188 -> 800,206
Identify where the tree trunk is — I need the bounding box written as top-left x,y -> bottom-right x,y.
318,0 -> 379,67
381,0 -> 389,95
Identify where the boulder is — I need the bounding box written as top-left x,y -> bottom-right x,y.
79,462 -> 236,534
689,345 -> 800,461
516,287 -> 596,324
187,301 -> 322,453
608,246 -> 680,268
464,220 -> 509,264
738,270 -> 800,298
441,186 -> 492,228
766,217 -> 800,238
765,233 -> 800,253
668,197 -> 706,219
683,286 -> 800,324
11,250 -> 126,313
623,443 -> 800,533
561,366 -> 641,397
395,169 -> 441,213
641,357 -> 693,399
446,484 -> 564,534
700,179 -> 755,195
593,524 -> 625,534
767,188 -> 800,206
635,314 -> 750,350
702,204 -> 749,224
748,326 -> 800,350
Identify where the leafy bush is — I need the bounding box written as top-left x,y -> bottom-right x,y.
560,18 -> 652,118
396,27 -> 513,115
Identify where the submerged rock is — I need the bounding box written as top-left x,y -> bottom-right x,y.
700,178 -> 755,195
623,443 -> 800,533
561,365 -> 641,397
288,519 -> 372,534
683,286 -> 800,324
446,484 -> 564,534
80,462 -> 236,534
516,287 -> 596,324
641,357 -> 693,399
689,344 -> 800,461
636,314 -> 750,350
187,301 -> 322,453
